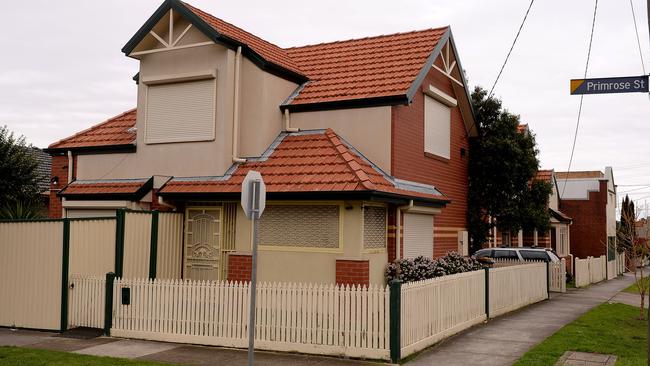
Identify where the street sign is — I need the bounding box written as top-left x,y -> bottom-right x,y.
241,170 -> 266,219
570,75 -> 649,95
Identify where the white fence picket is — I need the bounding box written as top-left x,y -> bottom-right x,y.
488,262 -> 547,317
575,255 -> 607,287
69,275 -> 105,329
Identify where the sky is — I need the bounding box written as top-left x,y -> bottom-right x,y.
1,0 -> 649,211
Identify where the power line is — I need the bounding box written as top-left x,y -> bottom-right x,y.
629,0 -> 646,74
561,0 -> 599,198
488,0 -> 536,97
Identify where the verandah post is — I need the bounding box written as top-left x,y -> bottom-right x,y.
60,218 -> 70,333
389,279 -> 402,363
114,209 -> 126,278
148,210 -> 159,279
104,272 -> 116,336
484,267 -> 490,319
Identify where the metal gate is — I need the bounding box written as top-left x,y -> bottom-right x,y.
184,207 -> 222,281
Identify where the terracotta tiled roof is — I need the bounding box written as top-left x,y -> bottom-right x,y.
556,171 -> 604,179
58,178 -> 152,199
534,169 -> 554,183
284,28 -> 448,106
160,129 -> 446,202
48,109 -> 137,150
26,147 -> 51,193
183,2 -> 304,77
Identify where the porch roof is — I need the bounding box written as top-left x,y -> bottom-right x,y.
58,177 -> 153,201
158,129 -> 448,205
550,208 -> 572,223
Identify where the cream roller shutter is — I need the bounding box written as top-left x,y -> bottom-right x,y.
424,95 -> 451,159
145,79 -> 216,144
403,212 -> 434,259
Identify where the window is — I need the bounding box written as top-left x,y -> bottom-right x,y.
424,95 -> 451,159
501,232 -> 511,247
363,205 -> 387,250
494,249 -> 518,260
259,204 -> 340,249
145,78 -> 216,144
520,250 -> 550,262
558,227 -> 568,256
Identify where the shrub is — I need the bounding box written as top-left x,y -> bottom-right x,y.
385,251 -> 483,283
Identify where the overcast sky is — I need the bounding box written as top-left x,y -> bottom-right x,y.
1,0 -> 649,209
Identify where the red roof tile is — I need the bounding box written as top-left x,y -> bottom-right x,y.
535,169 -> 554,183
555,171 -> 604,179
59,178 -> 151,198
285,28 -> 448,105
48,109 -> 136,150
183,2 -> 305,78
160,129 -> 446,202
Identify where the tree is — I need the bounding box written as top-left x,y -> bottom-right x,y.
617,203 -> 649,321
0,126 -> 42,218
618,194 -> 636,254
467,87 -> 551,252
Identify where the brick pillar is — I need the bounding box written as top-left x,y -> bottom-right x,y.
387,206 -> 397,262
336,259 -> 369,287
227,253 -> 252,282
48,154 -> 70,218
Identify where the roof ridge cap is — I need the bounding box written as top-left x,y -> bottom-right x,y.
48,108 -> 136,149
323,129 -> 376,190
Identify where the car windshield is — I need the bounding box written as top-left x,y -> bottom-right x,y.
519,250 -> 549,261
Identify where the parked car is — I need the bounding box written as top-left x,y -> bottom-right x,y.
473,247 -> 561,263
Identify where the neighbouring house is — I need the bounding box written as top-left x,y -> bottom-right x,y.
487,169 -> 573,265
45,0 -> 477,286
26,147 -> 52,215
557,167 -> 617,260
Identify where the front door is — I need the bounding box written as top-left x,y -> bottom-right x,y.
184,208 -> 222,281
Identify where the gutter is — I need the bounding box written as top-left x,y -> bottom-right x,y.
232,46 -> 246,163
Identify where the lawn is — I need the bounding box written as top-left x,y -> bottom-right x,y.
514,303 -> 647,366
623,276 -> 650,294
0,346 -> 173,366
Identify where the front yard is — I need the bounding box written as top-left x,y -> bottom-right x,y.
514,302 -> 647,365
0,347 -> 173,366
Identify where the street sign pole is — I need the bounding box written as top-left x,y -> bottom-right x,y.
241,171 -> 265,366
247,179 -> 260,366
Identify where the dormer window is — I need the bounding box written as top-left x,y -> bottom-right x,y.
143,72 -> 217,144
423,85 -> 457,160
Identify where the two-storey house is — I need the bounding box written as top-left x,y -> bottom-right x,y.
46,0 -> 477,285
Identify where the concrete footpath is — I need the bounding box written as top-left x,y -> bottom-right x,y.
0,273 -> 638,366
406,273 -> 636,366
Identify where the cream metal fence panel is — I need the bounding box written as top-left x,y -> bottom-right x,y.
111,278 -> 391,360
0,221 -> 63,330
69,218 -> 116,276
123,212 -> 152,278
156,213 -> 184,279
489,262 -> 547,317
400,270 -> 486,357
69,275 -> 105,328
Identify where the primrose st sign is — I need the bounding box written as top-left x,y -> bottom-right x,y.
570,75 -> 649,95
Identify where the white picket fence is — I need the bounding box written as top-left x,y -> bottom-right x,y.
616,252 -> 626,274
493,258 -> 566,293
110,278 -> 390,360
400,270 -> 486,357
69,275 -> 105,329
489,262 -> 547,317
575,255 -> 606,287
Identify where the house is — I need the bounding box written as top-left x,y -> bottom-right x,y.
487,169 -> 573,263
557,167 -> 617,260
26,147 -> 51,215
45,0 -> 477,286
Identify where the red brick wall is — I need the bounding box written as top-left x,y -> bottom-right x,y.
227,253 -> 252,282
560,180 -> 608,259
335,259 -> 369,287
391,65 -> 469,257
48,154 -> 76,218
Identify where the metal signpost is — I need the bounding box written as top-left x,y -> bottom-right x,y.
241,170 -> 266,366
570,75 -> 649,95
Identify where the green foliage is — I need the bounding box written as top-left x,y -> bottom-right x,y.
618,195 -> 636,254
0,126 -> 41,210
468,87 -> 549,252
385,252 -> 483,283
514,303 -> 647,366
0,199 -> 44,220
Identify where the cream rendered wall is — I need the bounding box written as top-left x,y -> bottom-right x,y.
77,40 -> 236,180
290,107 -> 393,174
549,177 -> 559,211
238,58 -> 298,157
605,167 -> 617,238
232,201 -> 387,285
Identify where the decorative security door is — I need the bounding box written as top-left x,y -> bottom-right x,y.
184,208 -> 222,281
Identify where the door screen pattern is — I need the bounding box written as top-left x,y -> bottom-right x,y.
185,208 -> 221,281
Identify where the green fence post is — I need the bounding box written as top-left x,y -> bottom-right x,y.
60,218 -> 70,333
484,267 -> 490,319
148,211 -> 159,279
104,272 -> 116,336
546,261 -> 550,299
114,209 -> 125,278
389,280 -> 402,363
